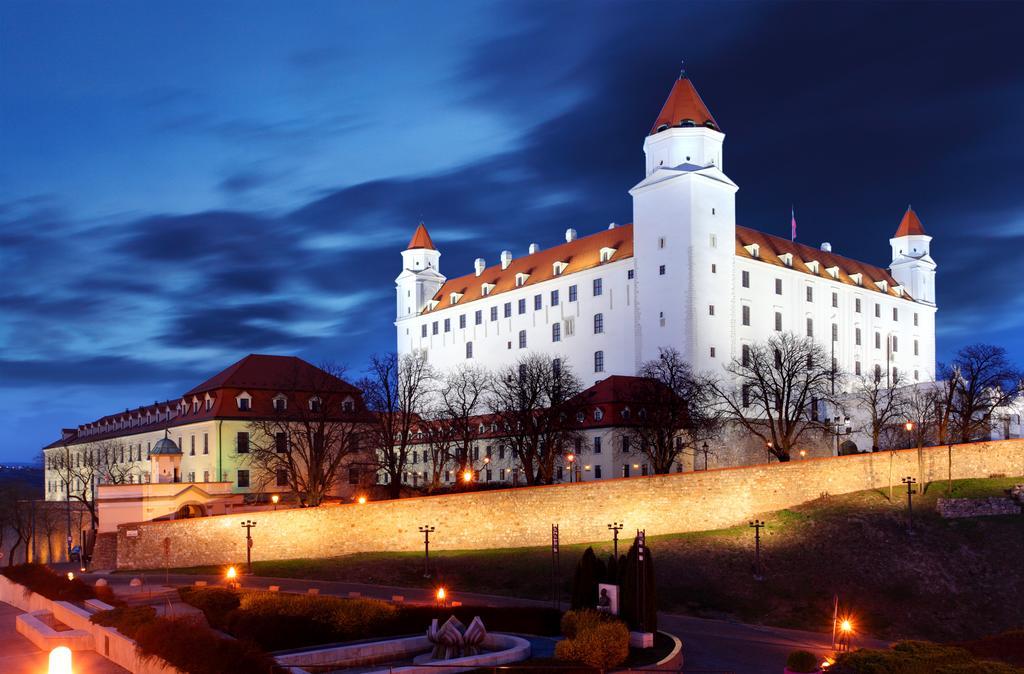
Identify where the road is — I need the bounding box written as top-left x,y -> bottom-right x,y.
83,569 -> 888,673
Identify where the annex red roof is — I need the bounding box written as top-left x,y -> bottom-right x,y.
893,207 -> 927,238
185,354 -> 358,395
425,225 -> 634,313
735,226 -> 914,301
407,223 -> 436,250
650,74 -> 719,135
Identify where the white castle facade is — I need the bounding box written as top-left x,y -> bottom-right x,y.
395,72 -> 938,392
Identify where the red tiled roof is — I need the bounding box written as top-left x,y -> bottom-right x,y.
407,223 -> 436,250
650,74 -> 719,135
424,225 -> 633,313
185,354 -> 358,395
893,207 -> 927,238
735,226 -> 914,300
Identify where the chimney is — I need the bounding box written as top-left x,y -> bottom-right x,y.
500,250 -> 512,270
820,242 -> 832,252
474,258 -> 486,276
608,222 -> 617,229
528,243 -> 540,255
565,228 -> 577,243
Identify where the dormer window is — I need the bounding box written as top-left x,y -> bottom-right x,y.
826,266 -> 840,279
806,260 -> 820,274
515,272 -> 530,287
205,395 -> 214,411
594,408 -> 604,421
779,252 -> 793,267
744,243 -> 760,258
342,397 -> 355,412
273,394 -> 287,412
850,273 -> 863,286
599,247 -> 617,263
309,396 -> 322,412
449,292 -> 463,305
875,280 -> 889,293
425,299 -> 439,311
552,261 -> 568,276
192,397 -> 200,413
481,283 -> 495,296
236,392 -> 252,411
893,285 -> 905,297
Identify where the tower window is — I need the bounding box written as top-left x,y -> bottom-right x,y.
742,305 -> 750,326
659,265 -> 666,275
914,312 -> 919,326
519,330 -> 527,348
490,306 -> 498,321
593,278 -> 603,296
806,318 -> 813,337
569,285 -> 577,302
710,347 -> 716,358
466,342 -> 473,359
504,302 -> 511,318
709,305 -> 715,316
775,278 -> 783,295
893,307 -> 899,321
459,314 -> 466,329
552,323 -> 561,342
594,350 -> 605,373
832,292 -> 838,308
855,298 -> 862,313
658,237 -> 666,249
775,312 -> 782,331
806,286 -> 813,302
742,270 -> 750,288
518,298 -> 526,314
475,310 -> 482,325
594,313 -> 604,334
421,325 -> 427,338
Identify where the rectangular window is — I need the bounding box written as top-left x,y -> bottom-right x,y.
236,432 -> 250,454
594,313 -> 604,334
276,469 -> 288,487
534,294 -> 542,310
627,269 -> 634,280
893,307 -> 899,321
775,278 -> 783,295
806,318 -> 813,337
237,470 -> 250,488
710,346 -> 716,358
892,336 -> 898,352
832,292 -> 838,308
518,298 -> 526,314
594,436 -> 602,454
831,323 -> 838,341
875,303 -> 881,318
806,286 -> 813,302
742,344 -> 751,367
552,323 -> 561,342
432,321 -> 439,335
275,432 -> 288,453
490,306 -> 498,321
421,324 -> 427,338
711,263 -> 717,273
742,384 -> 751,407
875,332 -> 881,349
190,435 -> 195,455
709,305 -> 715,316
594,350 -> 605,372
459,314 -> 466,329
914,312 -> 919,326
593,278 -> 603,296
475,310 -> 482,325
443,318 -> 450,333
856,327 -> 862,345
855,361 -> 861,376
742,305 -> 750,326
710,233 -> 717,248
742,270 -> 750,288
595,465 -> 602,479
519,330 -> 527,348
466,341 -> 473,358
775,312 -> 782,331
914,340 -> 919,356
569,285 -> 577,302
551,289 -> 559,306
855,298 -> 862,313
503,302 -> 511,318
659,264 -> 666,275
238,398 -> 250,411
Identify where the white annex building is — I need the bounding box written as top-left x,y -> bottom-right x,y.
395,70 -> 938,390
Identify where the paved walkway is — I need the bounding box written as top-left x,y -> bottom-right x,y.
88,571 -> 889,673
0,602 -> 127,674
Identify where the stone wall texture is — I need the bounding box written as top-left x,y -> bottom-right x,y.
115,439 -> 1024,570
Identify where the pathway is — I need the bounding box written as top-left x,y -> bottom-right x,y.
0,601 -> 127,674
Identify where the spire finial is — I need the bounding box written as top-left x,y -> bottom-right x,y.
679,59 -> 687,79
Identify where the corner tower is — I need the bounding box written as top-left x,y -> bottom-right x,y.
889,207 -> 936,306
396,223 -> 445,321
630,67 -> 738,374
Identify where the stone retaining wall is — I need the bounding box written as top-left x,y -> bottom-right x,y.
116,439 -> 1024,570
936,497 -> 1022,518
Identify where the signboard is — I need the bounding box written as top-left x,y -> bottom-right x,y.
597,583 -> 619,615
126,530 -> 139,538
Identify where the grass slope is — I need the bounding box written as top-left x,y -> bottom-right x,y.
168,476 -> 1024,642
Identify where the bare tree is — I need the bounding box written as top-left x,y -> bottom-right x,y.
488,353 -> 584,485
713,332 -> 836,462
439,364 -> 490,474
359,352 -> 436,499
247,362 -> 368,507
617,348 -> 722,474
943,344 -> 1023,443
5,489 -> 34,566
419,419 -> 457,491
852,370 -> 907,451
49,441 -> 102,530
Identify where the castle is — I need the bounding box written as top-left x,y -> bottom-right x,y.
395,70 -> 937,389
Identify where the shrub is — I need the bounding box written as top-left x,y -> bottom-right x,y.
560,609 -> 613,639
177,587 -> 241,628
556,621 -> 629,669
89,606 -> 156,639
133,616 -> 282,674
956,630 -> 1024,666
1,563 -> 95,602
829,640 -> 1021,674
786,649 -> 820,672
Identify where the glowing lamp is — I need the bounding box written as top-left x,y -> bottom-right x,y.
566,453 -> 575,463
66,572 -> 74,581
905,421 -> 914,432
48,646 -> 72,674
226,566 -> 237,581
271,494 -> 280,504
840,619 -> 853,633
799,450 -> 807,458
436,587 -> 446,601
357,496 -> 367,504
462,470 -> 472,483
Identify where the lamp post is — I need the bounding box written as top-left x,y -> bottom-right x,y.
905,475 -> 921,532
765,441 -> 773,464
701,442 -> 709,470
749,519 -> 765,580
566,453 -> 576,483
833,415 -> 852,456
271,494 -> 279,511
241,520 -> 256,573
418,525 -> 435,577
607,521 -> 623,558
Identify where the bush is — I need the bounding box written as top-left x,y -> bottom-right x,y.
829,640 -> 1022,674
786,649 -> 820,672
133,616 -> 282,674
89,606 -> 156,639
1,563 -> 95,602
239,592 -> 398,636
560,609 -> 614,639
555,621 -> 630,669
957,630 -> 1024,666
177,587 -> 241,628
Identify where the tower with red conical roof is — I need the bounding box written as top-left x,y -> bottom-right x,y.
889,206 -> 936,305
396,222 -> 445,321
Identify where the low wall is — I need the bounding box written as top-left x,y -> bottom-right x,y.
116,439 -> 1024,570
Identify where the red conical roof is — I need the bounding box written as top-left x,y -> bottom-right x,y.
894,207 -> 927,237
407,223 -> 436,250
650,73 -> 719,135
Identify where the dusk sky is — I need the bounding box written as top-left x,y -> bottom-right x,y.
2,1 -> 1023,462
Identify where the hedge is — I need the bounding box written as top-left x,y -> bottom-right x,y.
829,640 -> 1022,674
555,609 -> 630,670
1,563 -> 96,602
89,606 -> 157,639
133,616 -> 283,674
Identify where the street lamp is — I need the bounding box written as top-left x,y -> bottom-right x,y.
701,442 -> 709,471
837,617 -> 854,652
418,525 -> 436,577
462,469 -> 473,484
765,441 -> 773,464
799,449 -> 807,459
901,476 -> 917,534
904,421 -> 914,433
271,494 -> 280,511
749,520 -> 765,580
241,520 -> 256,573
357,495 -> 367,504
607,522 -> 623,557
226,565 -> 238,589
566,453 -> 576,483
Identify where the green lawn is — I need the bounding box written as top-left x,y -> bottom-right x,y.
162,476 -> 1024,643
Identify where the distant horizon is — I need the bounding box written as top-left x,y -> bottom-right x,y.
3,1 -> 1023,461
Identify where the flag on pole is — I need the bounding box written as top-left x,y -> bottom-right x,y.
791,205 -> 797,241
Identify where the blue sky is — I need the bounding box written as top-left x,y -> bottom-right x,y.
2,1 -> 1023,462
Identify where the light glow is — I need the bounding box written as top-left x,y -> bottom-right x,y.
436,587 -> 446,601
226,566 -> 237,580
840,618 -> 853,633
66,572 -> 74,581
48,646 -> 72,674
271,494 -> 280,504
357,496 -> 367,504
462,470 -> 472,483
